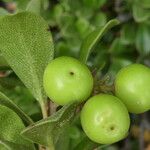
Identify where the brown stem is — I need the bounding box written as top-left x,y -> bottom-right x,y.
39,145 -> 46,150
47,100 -> 58,116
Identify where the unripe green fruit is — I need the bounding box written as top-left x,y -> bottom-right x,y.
43,56 -> 93,105
81,94 -> 130,144
115,64 -> 150,114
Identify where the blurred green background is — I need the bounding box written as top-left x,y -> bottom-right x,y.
0,0 -> 150,149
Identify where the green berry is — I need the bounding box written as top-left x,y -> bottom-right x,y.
115,64 -> 150,114
81,94 -> 130,144
43,56 -> 93,105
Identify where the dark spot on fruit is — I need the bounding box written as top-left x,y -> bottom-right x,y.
110,125 -> 115,131
70,71 -> 74,75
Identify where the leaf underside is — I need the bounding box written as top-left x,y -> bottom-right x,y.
0,12 -> 54,103
21,103 -> 77,147
0,105 -> 35,150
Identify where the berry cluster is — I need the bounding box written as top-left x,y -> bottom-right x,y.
43,56 -> 150,144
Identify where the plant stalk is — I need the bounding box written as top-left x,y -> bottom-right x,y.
39,101 -> 55,150
40,101 -> 48,119
46,146 -> 55,150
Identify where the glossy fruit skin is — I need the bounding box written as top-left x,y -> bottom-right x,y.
81,94 -> 130,144
115,64 -> 150,114
43,56 -> 93,105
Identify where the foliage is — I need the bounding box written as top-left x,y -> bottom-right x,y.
0,0 -> 149,150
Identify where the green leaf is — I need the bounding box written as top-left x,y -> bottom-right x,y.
0,12 -> 54,103
15,0 -> 30,10
0,76 -> 22,89
82,0 -> 106,9
108,57 -> 133,79
21,103 -> 77,147
0,91 -> 33,125
42,0 -> 49,10
0,86 -> 40,117
0,8 -> 9,16
52,4 -> 64,22
135,0 -> 150,9
91,12 -> 107,27
120,24 -> 136,45
55,130 -> 70,150
26,0 -> 42,15
79,19 -> 120,64
0,53 -> 9,67
109,38 -> 127,56
0,141 -> 7,150
68,126 -> 85,149
133,3 -> 150,22
0,66 -> 10,71
0,139 -> 35,150
96,144 -> 110,150
0,105 -> 35,149
142,0 -> 150,8
135,24 -> 150,55
75,17 -> 90,38
73,135 -> 97,150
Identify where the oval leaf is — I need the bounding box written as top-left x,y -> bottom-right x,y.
0,12 -> 54,103
120,24 -> 136,45
14,0 -> 30,10
109,38 -> 127,55
0,105 -> 35,149
135,24 -> 150,55
26,0 -> 42,15
21,103 -> 77,147
79,19 -> 120,64
0,91 -> 33,125
134,0 -> 150,9
133,4 -> 149,22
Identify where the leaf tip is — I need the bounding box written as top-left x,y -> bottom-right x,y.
109,19 -> 120,26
